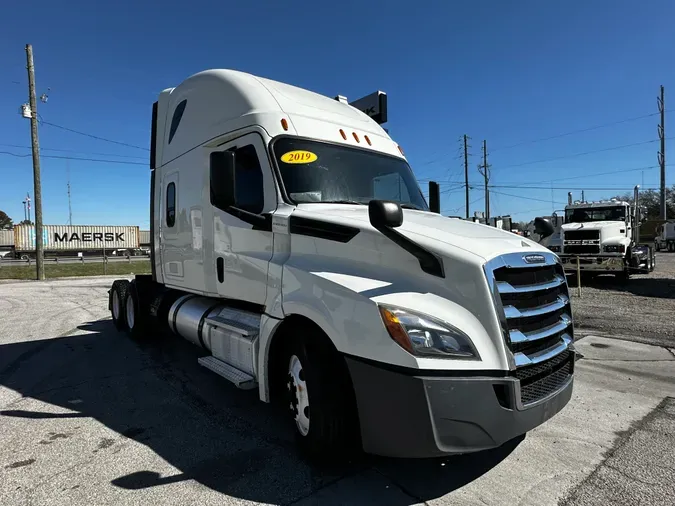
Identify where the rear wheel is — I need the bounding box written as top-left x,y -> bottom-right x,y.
124,284 -> 147,340
109,280 -> 130,331
278,330 -> 359,463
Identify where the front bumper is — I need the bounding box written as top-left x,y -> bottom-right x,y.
345,351 -> 575,458
559,255 -> 624,272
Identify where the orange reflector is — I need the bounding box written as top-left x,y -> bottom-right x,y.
353,132 -> 360,143
339,129 -> 347,140
379,307 -> 413,354
281,118 -> 289,131
364,135 -> 372,146
398,145 -> 405,156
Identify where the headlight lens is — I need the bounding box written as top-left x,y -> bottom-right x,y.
604,245 -> 619,252
378,305 -> 480,359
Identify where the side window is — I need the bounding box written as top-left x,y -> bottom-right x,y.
168,100 -> 187,144
373,172 -> 410,202
234,145 -> 265,214
166,182 -> 176,227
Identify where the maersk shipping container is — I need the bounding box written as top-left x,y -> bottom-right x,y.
13,225 -> 140,253
140,230 -> 151,245
0,230 -> 14,247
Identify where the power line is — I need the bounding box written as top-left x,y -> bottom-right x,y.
42,121 -> 149,151
490,113 -> 660,153
0,151 -> 145,165
488,189 -> 568,206
489,184 -> 662,191
495,138 -> 662,171
0,143 -> 147,160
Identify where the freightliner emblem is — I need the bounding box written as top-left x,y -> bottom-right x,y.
523,254 -> 546,264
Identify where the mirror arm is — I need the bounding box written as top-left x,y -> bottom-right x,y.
226,206 -> 271,229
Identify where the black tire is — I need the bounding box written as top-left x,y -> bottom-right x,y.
278,330 -> 359,463
123,283 -> 146,340
109,280 -> 130,331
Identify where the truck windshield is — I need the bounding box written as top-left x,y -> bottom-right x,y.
272,137 -> 428,210
565,206 -> 626,223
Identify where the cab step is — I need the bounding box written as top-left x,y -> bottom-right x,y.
197,356 -> 257,390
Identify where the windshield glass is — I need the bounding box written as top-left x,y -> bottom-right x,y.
565,206 -> 627,223
272,137 -> 428,210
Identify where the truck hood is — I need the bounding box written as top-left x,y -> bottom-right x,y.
562,221 -> 626,231
295,204 -> 547,262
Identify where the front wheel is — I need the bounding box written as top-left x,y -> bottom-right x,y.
279,332 -> 359,462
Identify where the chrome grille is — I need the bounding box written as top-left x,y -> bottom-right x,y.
564,230 -> 599,241
564,230 -> 600,255
484,252 -> 574,405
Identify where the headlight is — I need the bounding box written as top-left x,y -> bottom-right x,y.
377,305 -> 480,359
549,245 -> 561,252
604,245 -> 619,252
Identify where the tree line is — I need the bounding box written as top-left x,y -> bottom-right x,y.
0,210 -> 33,230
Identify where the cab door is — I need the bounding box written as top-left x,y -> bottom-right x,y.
209,132 -> 277,306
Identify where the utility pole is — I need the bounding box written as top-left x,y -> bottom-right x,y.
478,140 -> 491,220
26,44 -> 45,280
658,85 -> 666,220
67,159 -> 73,225
22,200 -> 27,221
463,134 -> 470,219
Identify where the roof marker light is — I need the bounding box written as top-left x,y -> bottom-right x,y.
281,118 -> 289,131
352,132 -> 360,143
364,135 -> 372,146
339,129 -> 347,140
398,145 -> 405,156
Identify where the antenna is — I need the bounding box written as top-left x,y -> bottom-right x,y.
67,159 -> 73,225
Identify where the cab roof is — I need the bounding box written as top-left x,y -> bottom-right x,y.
156,69 -> 397,166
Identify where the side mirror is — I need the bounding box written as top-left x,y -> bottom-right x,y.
210,151 -> 236,209
369,200 -> 403,229
533,217 -> 554,240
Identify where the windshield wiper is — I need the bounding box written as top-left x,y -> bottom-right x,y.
399,203 -> 423,210
319,199 -> 367,205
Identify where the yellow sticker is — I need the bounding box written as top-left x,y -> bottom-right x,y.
280,150 -> 318,164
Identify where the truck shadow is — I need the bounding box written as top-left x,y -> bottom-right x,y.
0,320 -> 522,505
567,273 -> 675,299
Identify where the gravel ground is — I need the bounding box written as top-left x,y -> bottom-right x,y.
571,252 -> 675,348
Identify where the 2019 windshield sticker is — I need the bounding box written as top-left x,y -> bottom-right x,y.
280,150 -> 318,164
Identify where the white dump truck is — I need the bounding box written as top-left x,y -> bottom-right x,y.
108,69 -> 575,460
557,189 -> 655,280
654,221 -> 675,252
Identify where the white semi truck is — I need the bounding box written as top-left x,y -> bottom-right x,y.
108,69 -> 575,460
556,189 -> 655,280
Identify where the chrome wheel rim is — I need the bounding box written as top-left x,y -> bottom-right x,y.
112,290 -> 120,320
288,354 -> 310,436
126,294 -> 135,329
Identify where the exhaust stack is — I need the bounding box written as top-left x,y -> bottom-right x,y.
567,192 -> 573,205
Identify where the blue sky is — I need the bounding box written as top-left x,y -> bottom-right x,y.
1,0 -> 673,227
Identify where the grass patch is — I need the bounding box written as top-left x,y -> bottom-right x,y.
0,260 -> 151,280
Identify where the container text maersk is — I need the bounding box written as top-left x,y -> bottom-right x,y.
54,232 -> 126,243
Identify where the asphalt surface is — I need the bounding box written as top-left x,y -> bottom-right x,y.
0,277 -> 673,505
